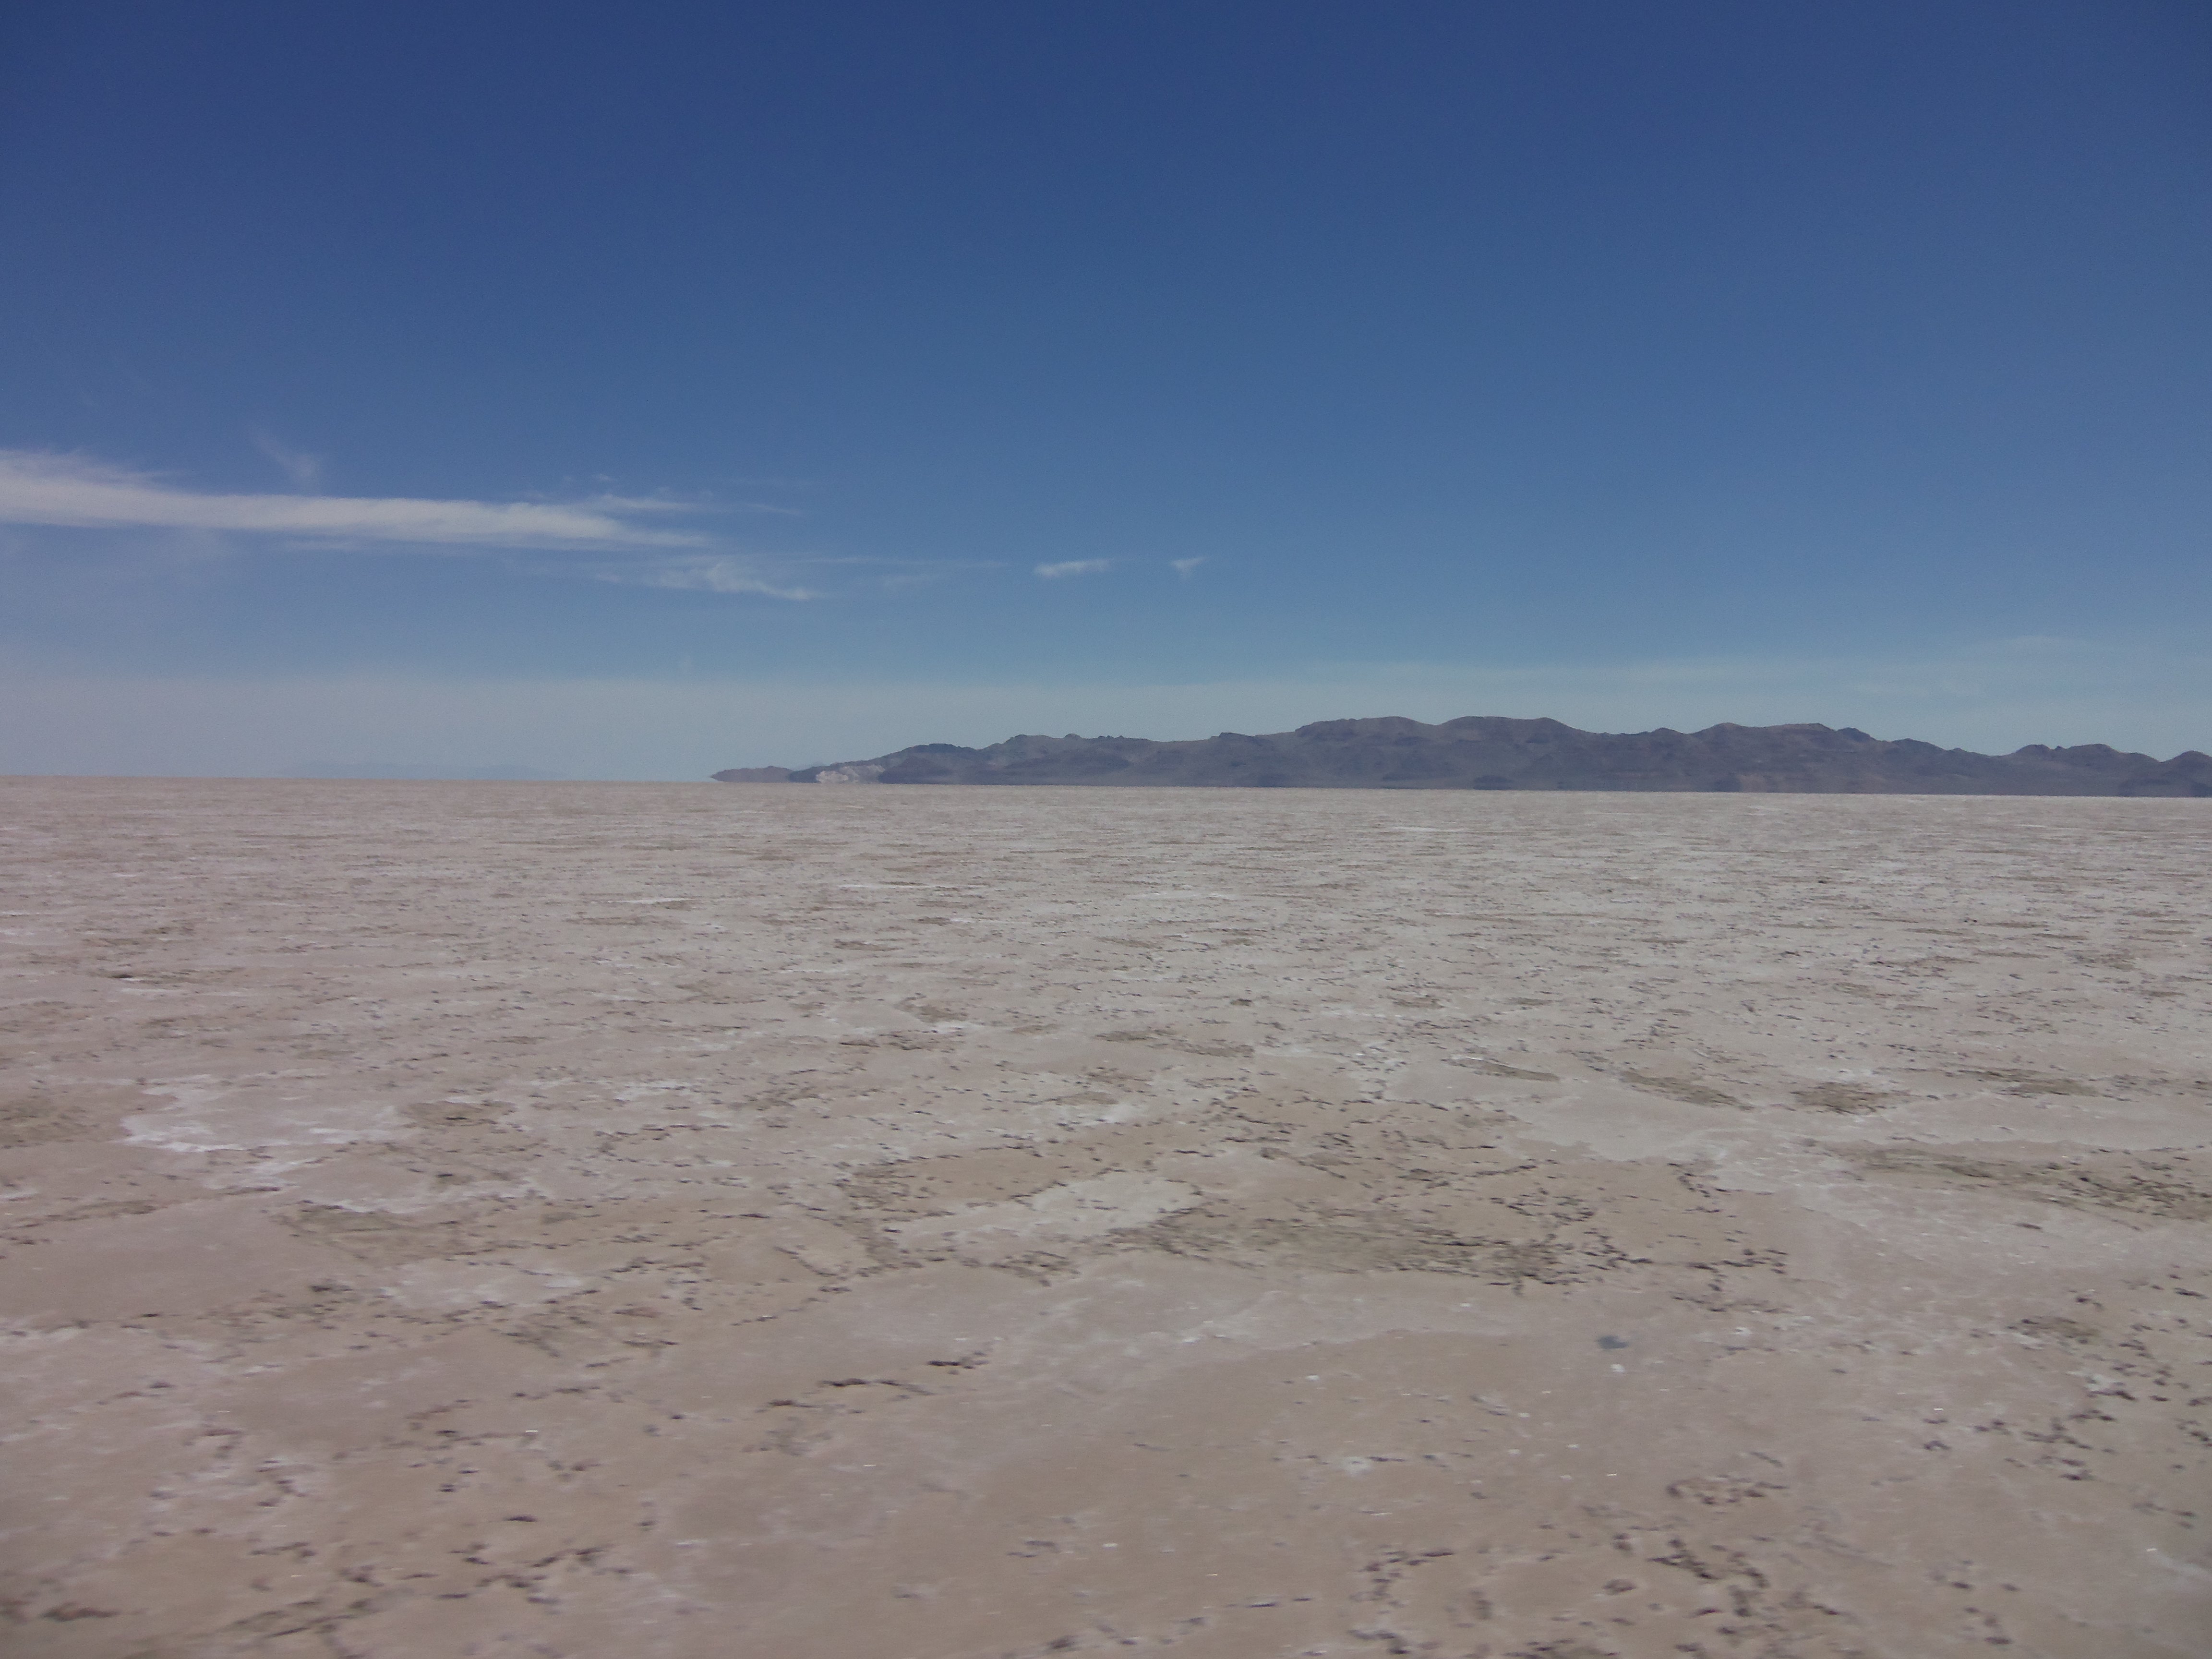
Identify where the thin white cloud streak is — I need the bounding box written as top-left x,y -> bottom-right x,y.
580,493 -> 807,518
0,449 -> 707,551
584,555 -> 819,600
247,427 -> 324,491
1170,556 -> 1205,577
1034,558 -> 1111,579
5,636 -> 2205,781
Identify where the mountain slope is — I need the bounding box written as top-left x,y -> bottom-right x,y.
715,717 -> 2212,796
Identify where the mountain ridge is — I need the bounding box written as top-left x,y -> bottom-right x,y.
714,716 -> 2212,796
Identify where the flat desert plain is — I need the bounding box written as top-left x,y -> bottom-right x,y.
3,779 -> 2209,1659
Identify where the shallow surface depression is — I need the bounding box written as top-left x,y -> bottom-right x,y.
2,779 -> 2208,1659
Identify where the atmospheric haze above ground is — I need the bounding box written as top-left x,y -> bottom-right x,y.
2,1 -> 2210,776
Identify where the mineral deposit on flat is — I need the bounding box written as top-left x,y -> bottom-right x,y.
3,779 -> 2208,1658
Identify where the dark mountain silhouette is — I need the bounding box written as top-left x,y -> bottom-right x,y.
715,717 -> 2212,796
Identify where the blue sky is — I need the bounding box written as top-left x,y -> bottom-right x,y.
3,0 -> 2208,777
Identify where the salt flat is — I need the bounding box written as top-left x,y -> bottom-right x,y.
2,778 -> 2208,1659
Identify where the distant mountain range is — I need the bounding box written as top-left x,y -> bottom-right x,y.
713,716 -> 2212,796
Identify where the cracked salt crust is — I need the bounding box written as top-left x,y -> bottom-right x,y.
2,778 -> 2206,1658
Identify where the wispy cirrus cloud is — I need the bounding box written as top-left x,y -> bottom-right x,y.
1035,558 -> 1111,579
0,449 -> 709,552
248,426 -> 325,491
579,554 -> 820,601
1170,556 -> 1205,577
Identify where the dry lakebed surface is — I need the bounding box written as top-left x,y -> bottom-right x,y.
2,778 -> 2208,1659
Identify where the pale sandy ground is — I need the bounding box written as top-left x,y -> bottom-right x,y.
2,779 -> 2209,1659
